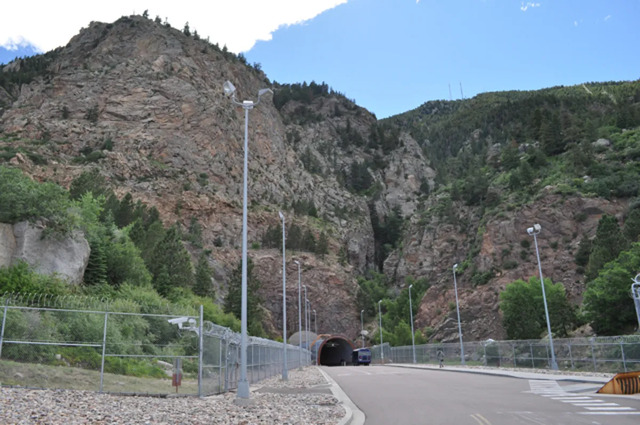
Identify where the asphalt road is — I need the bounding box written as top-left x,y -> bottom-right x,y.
321,365 -> 640,425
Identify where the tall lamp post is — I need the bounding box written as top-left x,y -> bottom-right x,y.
223,80 -> 272,399
313,309 -> 317,335
307,300 -> 311,336
633,273 -> 640,332
294,260 -> 302,368
278,211 -> 288,380
452,264 -> 465,365
527,223 -> 558,370
360,309 -> 365,348
409,284 -> 416,364
303,285 -> 308,361
378,300 -> 384,361
306,299 -> 312,362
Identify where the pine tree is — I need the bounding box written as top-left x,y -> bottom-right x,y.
84,233 -> 108,285
541,114 -> 563,155
586,215 -> 627,281
286,224 -> 302,251
115,193 -> 135,228
224,259 -> 263,333
302,229 -> 317,252
317,232 -> 329,258
623,208 -> 640,243
148,226 -> 194,295
194,253 -> 213,297
69,169 -> 110,200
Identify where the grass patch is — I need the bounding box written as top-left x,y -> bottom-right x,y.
0,359 -> 201,395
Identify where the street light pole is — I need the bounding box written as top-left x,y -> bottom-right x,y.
294,260 -> 302,369
378,300 -> 384,361
307,300 -> 311,337
279,211 -> 287,381
528,223 -> 558,370
223,80 -> 272,400
303,285 -> 308,362
409,284 -> 416,364
633,274 -> 640,332
313,309 -> 317,335
360,309 -> 365,348
452,264 -> 465,365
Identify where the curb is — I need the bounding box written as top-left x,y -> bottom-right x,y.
386,363 -> 612,384
318,368 -> 365,425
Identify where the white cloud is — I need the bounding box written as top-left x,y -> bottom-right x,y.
604,15 -> 612,21
574,21 -> 578,27
520,2 -> 541,12
0,0 -> 349,53
1,36 -> 31,51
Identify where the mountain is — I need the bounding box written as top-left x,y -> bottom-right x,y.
1,14 -> 640,343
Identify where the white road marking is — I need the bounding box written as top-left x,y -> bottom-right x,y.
579,411 -> 640,415
528,379 -> 639,416
551,396 -> 592,400
584,406 -> 635,411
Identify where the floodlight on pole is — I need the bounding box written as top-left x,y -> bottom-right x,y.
223,80 -> 272,400
409,284 -> 416,364
452,264 -> 465,365
306,299 -> 311,362
378,300 -> 384,361
313,309 -> 317,334
527,223 -> 558,370
631,274 -> 640,332
294,260 -> 302,369
279,211 -> 287,380
303,284 -> 308,361
360,309 -> 365,348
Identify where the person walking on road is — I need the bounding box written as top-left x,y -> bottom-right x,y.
437,349 -> 445,368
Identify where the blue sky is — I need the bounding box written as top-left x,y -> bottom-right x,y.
2,1 -> 639,118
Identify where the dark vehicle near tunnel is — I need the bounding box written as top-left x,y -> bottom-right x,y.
352,348 -> 371,365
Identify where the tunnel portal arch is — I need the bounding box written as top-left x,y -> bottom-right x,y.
315,335 -> 356,366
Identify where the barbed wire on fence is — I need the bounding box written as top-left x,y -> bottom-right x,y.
0,291 -> 193,316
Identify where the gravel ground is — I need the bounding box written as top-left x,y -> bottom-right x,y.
0,367 -> 345,425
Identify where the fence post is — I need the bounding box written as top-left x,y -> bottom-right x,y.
529,343 -> 534,368
0,301 -> 8,359
567,342 -> 573,369
198,305 -> 203,397
590,339 -> 597,372
545,344 -> 550,368
224,336 -> 229,391
483,344 -> 487,366
218,336 -> 223,393
512,345 -> 517,367
99,311 -> 109,393
620,341 -> 627,372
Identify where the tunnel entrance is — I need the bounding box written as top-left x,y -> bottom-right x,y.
318,336 -> 355,366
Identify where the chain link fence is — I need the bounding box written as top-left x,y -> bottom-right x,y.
371,335 -> 640,373
0,295 -> 310,396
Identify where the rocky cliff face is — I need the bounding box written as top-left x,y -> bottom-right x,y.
385,189 -> 626,342
0,16 -> 385,338
0,15 -> 625,343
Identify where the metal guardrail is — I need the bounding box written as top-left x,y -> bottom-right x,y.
0,301 -> 310,396
371,335 -> 640,373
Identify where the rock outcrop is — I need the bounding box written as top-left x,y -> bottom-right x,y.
0,221 -> 90,284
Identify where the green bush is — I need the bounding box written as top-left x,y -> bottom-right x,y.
0,261 -> 69,295
500,276 -> 575,339
0,166 -> 73,232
